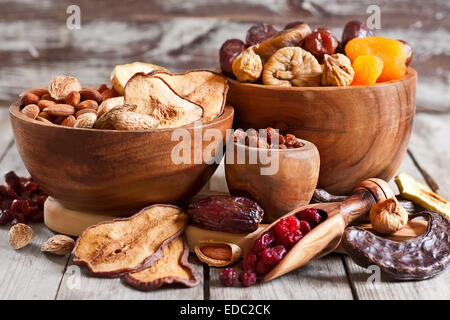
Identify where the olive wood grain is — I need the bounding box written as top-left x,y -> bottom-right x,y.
263,178 -> 394,282
225,139 -> 320,222
10,103 -> 234,214
227,68 -> 417,195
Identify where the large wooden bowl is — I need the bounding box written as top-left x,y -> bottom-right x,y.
225,139 -> 320,222
227,68 -> 417,194
10,104 -> 234,215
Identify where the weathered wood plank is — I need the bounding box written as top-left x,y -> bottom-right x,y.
55,256 -> 204,300
0,144 -> 69,299
209,255 -> 353,299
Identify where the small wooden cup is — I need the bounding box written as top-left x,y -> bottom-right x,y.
227,67 -> 417,194
225,139 -> 320,222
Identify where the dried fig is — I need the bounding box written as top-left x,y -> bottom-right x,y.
124,73 -> 203,128
263,47 -> 322,87
321,53 -> 355,86
231,47 -> 263,82
124,235 -> 200,291
219,39 -> 247,77
149,70 -> 228,121
73,204 -> 187,277
369,197 -> 408,234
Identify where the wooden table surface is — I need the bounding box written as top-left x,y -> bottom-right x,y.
0,0 -> 449,300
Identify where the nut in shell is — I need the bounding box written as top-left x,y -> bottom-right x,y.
370,197 -> 408,234
74,112 -> 97,128
321,53 -> 355,86
9,223 -> 34,250
194,240 -> 242,267
41,235 -> 75,255
48,76 -> 82,101
263,47 -> 322,87
97,96 -> 124,117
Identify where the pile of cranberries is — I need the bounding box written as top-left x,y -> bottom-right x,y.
219,208 -> 326,287
0,171 -> 48,226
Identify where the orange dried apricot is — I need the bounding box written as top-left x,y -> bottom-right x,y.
345,36 -> 408,82
351,55 -> 384,85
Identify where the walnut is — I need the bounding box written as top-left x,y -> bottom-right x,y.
369,197 -> 408,234
9,223 -> 33,250
321,54 -> 355,86
262,47 -> 322,87
232,48 -> 263,82
41,235 -> 75,255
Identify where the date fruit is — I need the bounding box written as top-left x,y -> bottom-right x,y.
187,196 -> 264,234
284,21 -> 304,30
245,23 -> 278,46
302,27 -> 338,62
219,39 -> 247,77
341,20 -> 374,48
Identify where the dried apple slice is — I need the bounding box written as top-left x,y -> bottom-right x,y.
73,204 -> 187,277
111,62 -> 166,95
124,73 -> 203,128
124,235 -> 200,291
149,70 -> 228,121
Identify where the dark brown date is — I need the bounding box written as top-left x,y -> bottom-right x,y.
187,196 -> 264,234
284,21 -> 304,30
219,39 -> 247,77
245,23 -> 278,46
302,28 -> 338,62
341,20 -> 374,48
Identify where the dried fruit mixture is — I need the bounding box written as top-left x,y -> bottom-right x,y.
233,128 -> 304,149
219,20 -> 413,87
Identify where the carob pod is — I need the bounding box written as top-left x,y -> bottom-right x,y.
124,235 -> 200,291
343,210 -> 450,280
187,196 -> 264,234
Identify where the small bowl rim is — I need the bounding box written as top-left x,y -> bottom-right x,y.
232,137 -> 317,153
10,103 -> 234,133
226,66 -> 416,91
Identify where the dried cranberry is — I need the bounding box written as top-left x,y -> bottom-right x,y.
398,39 -> 413,65
277,229 -> 303,249
29,211 -> 44,222
245,23 -> 278,46
302,28 -> 338,62
0,185 -> 18,199
255,260 -> 273,276
244,251 -> 258,271
23,181 -> 38,192
274,216 -> 301,237
299,220 -> 311,235
257,245 -> 287,266
219,39 -> 247,77
5,171 -> 21,194
0,209 -> 12,224
11,212 -> 26,225
219,268 -> 236,286
284,21 -> 304,30
10,199 -> 30,216
297,208 -> 322,228
1,199 -> 12,210
238,270 -> 257,287
252,230 -> 275,253
341,20 -> 373,48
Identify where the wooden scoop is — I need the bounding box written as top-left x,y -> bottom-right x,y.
263,178 -> 395,282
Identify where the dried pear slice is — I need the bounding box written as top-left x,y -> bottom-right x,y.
111,62 -> 166,95
124,235 -> 200,291
395,172 -> 450,220
73,204 -> 187,277
124,73 -> 204,128
149,70 -> 228,121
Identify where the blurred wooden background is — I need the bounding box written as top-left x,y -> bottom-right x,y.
0,0 -> 449,112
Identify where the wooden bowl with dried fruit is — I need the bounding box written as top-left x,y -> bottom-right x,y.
219,21 -> 416,195
9,68 -> 233,215
225,129 -> 320,222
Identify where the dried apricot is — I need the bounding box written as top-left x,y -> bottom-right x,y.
345,36 -> 408,82
351,55 -> 384,85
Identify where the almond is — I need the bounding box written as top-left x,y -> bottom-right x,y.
61,115 -> 76,127
37,99 -> 56,111
76,99 -> 98,110
48,76 -> 82,101
43,104 -> 75,117
65,91 -> 81,106
41,93 -> 55,101
36,116 -> 54,125
54,116 -> 66,124
9,223 -> 33,250
75,108 -> 98,118
21,104 -> 40,119
41,235 -> 75,255
98,84 -> 108,93
74,112 -> 97,128
79,88 -> 102,104
38,111 -> 55,121
20,88 -> 49,98
20,92 -> 39,106
101,88 -> 117,101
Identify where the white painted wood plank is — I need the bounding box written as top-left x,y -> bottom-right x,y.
55,256 -> 204,300
210,254 -> 353,299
